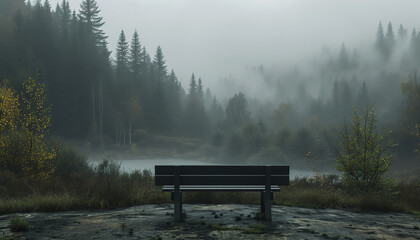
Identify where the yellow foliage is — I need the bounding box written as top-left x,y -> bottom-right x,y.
0,80 -> 19,133
0,77 -> 57,179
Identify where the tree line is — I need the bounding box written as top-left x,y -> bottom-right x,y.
0,0 -> 252,147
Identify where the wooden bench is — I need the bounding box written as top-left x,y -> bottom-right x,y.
154,165 -> 290,221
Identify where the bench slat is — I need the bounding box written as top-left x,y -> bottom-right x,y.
155,175 -> 289,186
161,185 -> 281,192
155,165 -> 289,176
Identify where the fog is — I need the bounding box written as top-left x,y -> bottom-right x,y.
4,0 -> 420,223
48,0 -> 420,93
2,0 -> 420,170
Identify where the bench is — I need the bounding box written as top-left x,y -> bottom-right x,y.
154,165 -> 290,221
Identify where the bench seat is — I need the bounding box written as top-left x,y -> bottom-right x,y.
155,165 -> 290,221
162,185 -> 281,192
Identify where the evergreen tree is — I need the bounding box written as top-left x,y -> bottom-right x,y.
189,73 -> 197,97
225,92 -> 251,126
59,0 -> 71,42
115,30 -> 129,80
204,88 -> 212,110
376,21 -> 385,44
184,74 -> 209,137
357,81 -> 370,110
129,30 -> 142,79
209,96 -> 224,128
376,21 -> 386,57
166,70 -> 182,130
385,22 -> 395,54
153,45 -> 167,82
44,0 -> 51,13
78,0 -> 107,46
197,77 -> 204,100
54,2 -> 62,23
140,46 -> 149,77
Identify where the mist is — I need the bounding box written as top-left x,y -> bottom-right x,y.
47,0 -> 420,91
2,0 -> 420,232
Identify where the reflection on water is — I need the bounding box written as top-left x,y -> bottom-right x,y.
89,159 -> 317,178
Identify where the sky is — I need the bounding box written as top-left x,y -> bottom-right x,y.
47,0 -> 420,90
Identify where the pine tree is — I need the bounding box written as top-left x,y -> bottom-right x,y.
129,30 -> 142,79
153,46 -> 167,82
183,73 -> 210,137
198,77 -> 204,100
54,2 -> 62,23
78,0 -> 107,46
386,22 -> 395,53
116,30 -> 129,80
189,74 -> 197,97
204,88 -> 212,110
357,81 -> 370,110
44,0 -> 51,13
166,70 -> 182,130
376,21 -> 386,57
209,96 -> 224,128
59,0 -> 71,42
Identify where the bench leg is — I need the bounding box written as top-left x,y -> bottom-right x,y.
264,190 -> 272,220
260,191 -> 265,213
174,191 -> 182,222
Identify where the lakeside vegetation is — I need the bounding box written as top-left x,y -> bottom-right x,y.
1,155 -> 419,214
1,0 -> 420,217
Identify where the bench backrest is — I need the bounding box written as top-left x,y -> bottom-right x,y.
155,165 -> 289,186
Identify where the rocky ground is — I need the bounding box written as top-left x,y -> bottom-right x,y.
1,204 -> 419,239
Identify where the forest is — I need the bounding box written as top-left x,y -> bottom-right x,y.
1,0 -> 419,169
0,0 -> 420,214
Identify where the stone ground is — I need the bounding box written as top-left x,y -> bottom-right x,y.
0,204 -> 419,239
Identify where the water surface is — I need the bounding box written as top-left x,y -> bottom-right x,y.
89,159 -> 316,178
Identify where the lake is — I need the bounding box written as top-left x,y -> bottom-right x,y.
89,159 -> 316,179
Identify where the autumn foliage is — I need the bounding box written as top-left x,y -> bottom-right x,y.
0,77 -> 57,179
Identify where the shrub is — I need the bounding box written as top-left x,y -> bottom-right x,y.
9,218 -> 29,232
336,106 -> 396,194
54,147 -> 92,183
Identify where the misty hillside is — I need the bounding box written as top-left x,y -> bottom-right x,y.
0,0 -> 419,171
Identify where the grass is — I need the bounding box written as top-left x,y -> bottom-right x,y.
273,175 -> 420,213
1,152 -> 419,214
411,210 -> 420,218
1,177 -> 419,214
9,218 -> 29,232
0,194 -> 81,214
